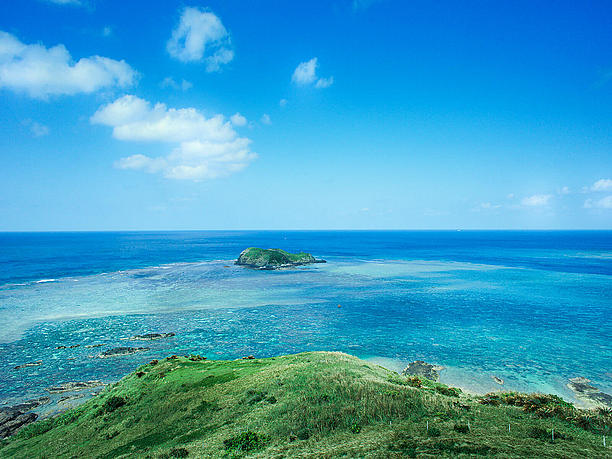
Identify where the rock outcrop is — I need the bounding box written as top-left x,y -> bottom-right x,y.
130,333 -> 175,341
0,397 -> 50,438
46,381 -> 105,394
98,347 -> 150,358
567,377 -> 612,409
13,361 -> 42,370
401,360 -> 444,382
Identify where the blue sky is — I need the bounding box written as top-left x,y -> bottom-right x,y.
1,0 -> 611,230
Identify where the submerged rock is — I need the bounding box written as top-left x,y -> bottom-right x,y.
13,361 -> 42,370
401,360 -> 444,382
567,377 -> 612,409
235,247 -> 326,269
85,344 -> 104,348
46,381 -> 105,394
130,333 -> 175,341
0,397 -> 50,438
98,347 -> 150,358
58,394 -> 85,405
492,376 -> 504,385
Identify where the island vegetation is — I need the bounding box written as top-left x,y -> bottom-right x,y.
1,352 -> 609,458
235,248 -> 325,269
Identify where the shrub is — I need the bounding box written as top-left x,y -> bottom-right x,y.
435,386 -> 461,397
223,431 -> 270,452
103,396 -> 127,413
169,447 -> 189,457
453,423 -> 470,433
349,423 -> 362,433
427,426 -> 441,437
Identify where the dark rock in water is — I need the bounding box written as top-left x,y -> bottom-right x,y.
46,381 -> 105,394
85,344 -> 104,348
56,345 -> 67,349
13,360 -> 42,370
491,376 -> 504,385
401,360 -> 444,382
69,344 -> 80,349
567,377 -> 612,409
130,332 -> 175,341
242,355 -> 255,360
58,394 -> 85,405
98,347 -> 150,358
0,397 -> 50,438
235,247 -> 326,269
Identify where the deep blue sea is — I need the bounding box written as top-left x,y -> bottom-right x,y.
1,231 -> 611,413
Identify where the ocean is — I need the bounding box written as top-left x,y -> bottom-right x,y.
1,231 -> 611,412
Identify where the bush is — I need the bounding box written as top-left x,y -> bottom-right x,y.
427,426 -> 441,437
103,396 -> 127,413
349,423 -> 362,434
453,423 -> 470,433
169,447 -> 189,457
223,431 -> 270,452
435,386 -> 461,397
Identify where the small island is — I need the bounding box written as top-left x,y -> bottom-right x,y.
235,247 -> 326,269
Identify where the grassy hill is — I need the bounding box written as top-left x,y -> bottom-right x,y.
1,352 -> 609,458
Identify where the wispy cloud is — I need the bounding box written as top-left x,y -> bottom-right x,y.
22,119 -> 50,137
558,186 -> 570,195
260,114 -> 271,125
584,196 -> 612,209
591,178 -> 612,192
279,98 -> 288,107
167,7 -> 233,72
521,194 -> 552,207
91,95 -> 256,181
160,77 -> 193,91
0,31 -> 136,99
472,202 -> 502,212
292,57 -> 334,89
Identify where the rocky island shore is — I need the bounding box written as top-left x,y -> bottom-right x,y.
235,247 -> 326,269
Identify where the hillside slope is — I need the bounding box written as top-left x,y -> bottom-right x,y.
1,352 -> 609,458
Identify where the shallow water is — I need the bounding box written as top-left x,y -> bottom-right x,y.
0,231 -> 611,410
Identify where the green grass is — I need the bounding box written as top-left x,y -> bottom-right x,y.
1,352 -> 609,458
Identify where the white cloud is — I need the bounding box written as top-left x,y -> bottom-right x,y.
260,114 -> 271,125
91,95 -> 256,181
160,77 -> 192,91
279,98 -> 288,107
591,178 -> 612,191
230,112 -> 247,127
102,27 -> 112,37
584,196 -> 612,209
292,58 -> 317,85
167,7 -> 233,72
292,57 -> 333,88
315,76 -> 334,88
521,194 -> 552,207
0,31 -> 136,99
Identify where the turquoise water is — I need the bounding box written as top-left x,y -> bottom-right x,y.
0,231 -> 611,411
